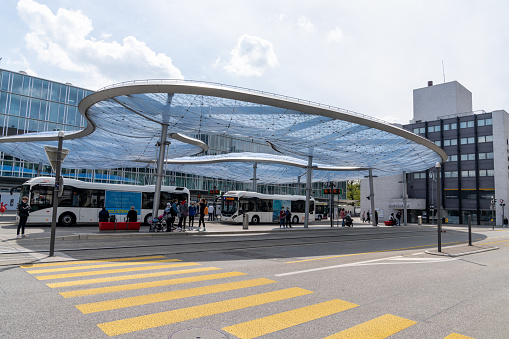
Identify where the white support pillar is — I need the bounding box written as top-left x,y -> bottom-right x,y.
151,124 -> 169,222
368,168 -> 376,226
304,156 -> 313,228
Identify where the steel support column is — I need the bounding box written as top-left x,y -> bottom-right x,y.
151,124 -> 169,222
49,131 -> 64,257
403,171 -> 408,226
304,156 -> 313,228
369,168 -> 376,226
252,162 -> 258,192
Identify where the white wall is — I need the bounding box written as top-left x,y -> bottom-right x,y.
413,81 -> 472,122
492,110 -> 509,225
360,173 -> 405,221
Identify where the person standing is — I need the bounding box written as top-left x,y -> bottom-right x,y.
285,207 -> 292,228
366,210 -> 371,223
340,208 -> 346,227
16,196 -> 30,238
99,207 -> 109,222
208,204 -> 214,221
188,202 -> 197,230
396,210 -> 402,226
279,207 -> 286,228
361,211 -> 366,223
127,206 -> 137,222
178,199 -> 189,231
198,198 -> 207,231
374,210 -> 379,226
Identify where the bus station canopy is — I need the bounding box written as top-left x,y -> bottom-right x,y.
0,80 -> 447,184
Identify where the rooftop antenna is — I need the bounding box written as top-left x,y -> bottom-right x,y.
442,60 -> 446,83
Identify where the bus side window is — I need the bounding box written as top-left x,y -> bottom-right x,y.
59,187 -> 74,207
142,192 -> 154,209
247,198 -> 256,212
30,184 -> 52,211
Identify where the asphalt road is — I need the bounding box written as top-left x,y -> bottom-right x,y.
1,222 -> 508,338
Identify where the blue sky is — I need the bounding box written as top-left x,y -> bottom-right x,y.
1,0 -> 508,123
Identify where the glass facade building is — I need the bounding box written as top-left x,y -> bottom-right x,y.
0,68 -> 347,201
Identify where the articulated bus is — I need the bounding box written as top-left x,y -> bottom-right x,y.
220,191 -> 315,224
19,177 -> 190,226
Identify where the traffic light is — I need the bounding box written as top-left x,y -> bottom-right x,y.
322,188 -> 331,194
323,188 -> 342,194
209,190 -> 221,195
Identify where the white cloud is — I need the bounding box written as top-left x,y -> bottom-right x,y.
224,35 -> 279,76
298,16 -> 314,32
16,0 -> 183,89
327,27 -> 344,43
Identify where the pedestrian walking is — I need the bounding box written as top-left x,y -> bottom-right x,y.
198,198 -> 207,231
340,208 -> 346,227
366,210 -> 371,223
361,211 -> 365,223
16,196 -> 30,238
279,207 -> 286,228
285,207 -> 292,228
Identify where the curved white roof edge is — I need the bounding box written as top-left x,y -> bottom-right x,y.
79,79 -> 447,163
162,156 -> 369,171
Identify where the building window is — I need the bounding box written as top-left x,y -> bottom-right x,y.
428,126 -> 434,133
478,135 -> 493,143
479,170 -> 487,177
451,123 -> 457,130
460,137 -> 475,145
445,171 -> 458,178
487,170 -> 494,176
478,119 -> 485,127
420,127 -> 425,134
447,155 -> 457,162
413,172 -> 426,179
461,170 -> 476,177
443,124 -> 450,131
434,140 -> 441,146
413,128 -> 419,134
486,118 -> 492,125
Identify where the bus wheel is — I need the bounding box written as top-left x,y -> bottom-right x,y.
144,214 -> 152,226
292,216 -> 299,225
251,215 -> 260,224
59,212 -> 76,226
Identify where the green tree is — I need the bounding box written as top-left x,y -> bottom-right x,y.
346,180 -> 360,205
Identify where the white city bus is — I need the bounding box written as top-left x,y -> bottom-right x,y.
19,177 -> 190,226
314,201 -> 329,220
220,191 -> 315,224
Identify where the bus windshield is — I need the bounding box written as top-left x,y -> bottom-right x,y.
221,197 -> 238,214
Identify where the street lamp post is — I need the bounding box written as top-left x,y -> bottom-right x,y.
436,162 -> 442,252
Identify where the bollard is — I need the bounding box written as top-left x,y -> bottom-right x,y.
243,213 -> 249,230
468,215 -> 472,246
417,216 -> 422,225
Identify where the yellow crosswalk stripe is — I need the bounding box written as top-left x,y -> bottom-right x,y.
323,314 -> 416,339
26,259 -> 181,274
97,287 -> 313,336
46,267 -> 221,288
20,256 -> 166,268
35,262 -> 200,280
60,271 -> 247,298
76,278 -> 276,314
223,299 -> 359,339
444,334 -> 476,339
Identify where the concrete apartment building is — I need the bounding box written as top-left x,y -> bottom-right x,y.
361,81 -> 508,225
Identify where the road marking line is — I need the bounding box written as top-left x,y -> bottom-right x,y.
20,256 -> 166,268
222,299 -> 358,339
443,333 -> 475,339
35,262 -> 200,280
26,259 -> 181,274
46,267 -> 222,288
77,278 -> 276,314
276,256 -> 455,277
60,271 -> 247,298
286,242 -> 461,263
97,287 -> 313,336
323,314 -> 416,339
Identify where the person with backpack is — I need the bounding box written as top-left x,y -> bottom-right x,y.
285,207 -> 292,228
177,199 -> 189,231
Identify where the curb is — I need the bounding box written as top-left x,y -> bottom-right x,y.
425,246 -> 499,257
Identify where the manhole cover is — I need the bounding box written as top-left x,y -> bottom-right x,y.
170,328 -> 227,339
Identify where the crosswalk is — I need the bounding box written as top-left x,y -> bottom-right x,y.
20,256 -> 475,338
